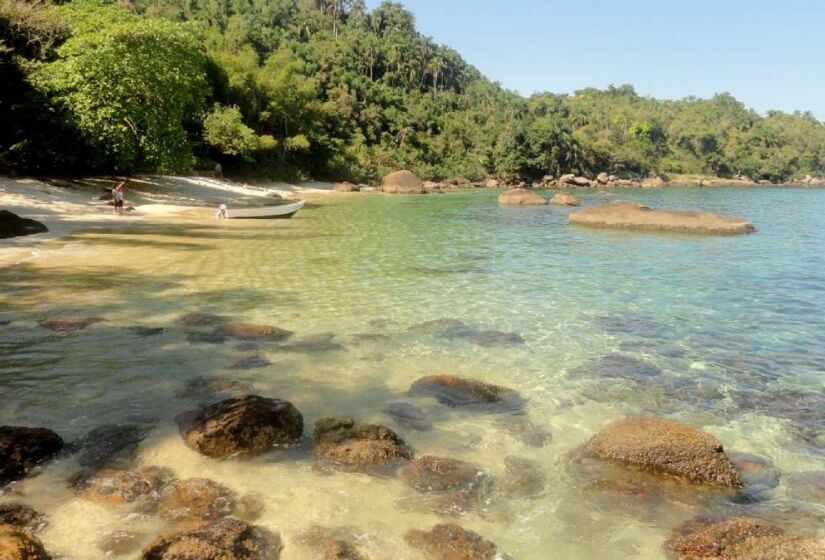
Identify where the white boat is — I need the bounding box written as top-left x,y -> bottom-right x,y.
226,200 -> 305,219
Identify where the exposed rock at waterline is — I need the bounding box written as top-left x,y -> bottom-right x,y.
665,517 -> 783,559
586,417 -> 742,487
0,504 -> 46,533
72,467 -> 171,507
0,524 -> 51,560
382,171 -> 425,194
333,182 -> 360,192
37,317 -> 102,332
179,395 -> 303,459
313,417 -> 413,470
158,478 -> 237,521
0,211 -> 48,239
497,188 -> 546,205
0,427 -> 64,486
726,535 -> 825,559
404,524 -> 500,560
596,172 -> 609,185
218,323 -> 293,341
408,375 -> 524,412
384,402 -> 433,431
141,518 -> 281,560
570,200 -> 755,234
549,192 -> 580,206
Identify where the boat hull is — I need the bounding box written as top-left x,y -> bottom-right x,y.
226,200 -> 304,219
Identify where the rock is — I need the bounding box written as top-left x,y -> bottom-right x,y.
280,333 -> 345,353
641,175 -> 665,188
559,174 -> 576,185
185,331 -> 227,344
72,467 -> 170,507
497,188 -> 547,205
334,182 -> 360,192
37,317 -> 102,332
569,200 -> 755,235
408,375 -> 523,412
231,355 -> 271,370
493,417 -> 551,447
572,176 -> 592,187
0,211 -> 48,240
218,323 -> 293,341
382,170 -> 425,194
0,427 -> 64,486
728,453 -> 780,490
410,319 -> 472,338
384,403 -> 433,431
178,376 -> 255,403
159,478 -> 237,521
786,471 -> 825,504
313,417 -> 412,470
179,313 -> 228,327
501,456 -> 545,498
99,531 -> 143,556
585,417 -> 742,487
727,535 -> 825,559
608,174 -> 618,182
0,525 -> 51,560
70,424 -> 151,471
404,524 -> 499,560
179,395 -> 303,459
0,504 -> 46,532
549,192 -> 580,206
596,172 -> 609,185
483,179 -> 499,188
400,456 -> 490,494
322,540 -> 368,560
236,493 -> 266,522
465,330 -> 525,347
141,518 -> 281,560
665,517 -> 783,559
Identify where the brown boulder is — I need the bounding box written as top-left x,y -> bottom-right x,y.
572,176 -> 592,187
497,188 -> 546,205
570,200 -> 755,235
407,375 -> 523,411
0,505 -> 46,533
596,172 -> 609,185
334,182 -> 360,192
727,535 -> 825,559
665,517 -> 783,559
159,478 -> 237,521
218,323 -> 293,341
0,211 -> 48,240
313,417 -> 412,470
404,524 -> 499,560
37,317 -> 102,332
549,192 -> 580,206
322,540 -> 368,560
641,175 -> 665,187
586,417 -> 742,487
400,456 -> 489,494
1,427 -> 64,486
0,525 -> 51,560
141,518 -> 281,560
179,395 -> 303,459
72,467 -> 170,507
559,174 -> 576,185
382,171 -> 425,194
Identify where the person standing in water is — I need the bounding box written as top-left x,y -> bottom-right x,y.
215,203 -> 228,219
112,181 -> 126,215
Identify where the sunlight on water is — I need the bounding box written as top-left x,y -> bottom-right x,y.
1,187 -> 824,559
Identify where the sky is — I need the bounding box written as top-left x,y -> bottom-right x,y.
364,0 -> 825,120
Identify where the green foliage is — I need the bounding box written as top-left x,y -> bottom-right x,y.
203,104 -> 262,158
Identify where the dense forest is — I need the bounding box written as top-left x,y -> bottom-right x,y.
2,0 -> 825,182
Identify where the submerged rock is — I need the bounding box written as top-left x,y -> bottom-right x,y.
37,317 -> 102,332
179,313 -> 228,327
0,426 -> 64,486
501,456 -> 546,499
0,211 -> 48,239
549,192 -> 580,206
280,333 -> 345,353
185,331 -> 227,344
313,417 -> 413,470
384,402 -> 432,431
70,423 -> 151,471
72,467 -> 170,507
494,417 -> 551,447
404,524 -> 499,560
0,504 -> 46,532
99,530 -> 143,557
158,478 -> 237,521
786,471 -> 825,504
465,330 -> 525,347
570,200 -> 755,235
585,417 -> 742,487
382,170 -> 425,194
408,375 -> 524,412
571,353 -> 662,382
141,518 -> 281,560
179,376 -> 255,403
218,323 -> 293,341
664,517 -> 784,559
0,524 -> 51,560
124,326 -> 165,337
179,395 -> 303,459
410,319 -> 472,338
231,355 -> 271,370
400,456 -> 490,494
728,453 -> 780,491
497,188 -> 547,205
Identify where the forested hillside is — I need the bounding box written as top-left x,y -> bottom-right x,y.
2,0 -> 825,182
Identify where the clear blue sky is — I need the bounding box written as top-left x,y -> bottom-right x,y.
364,0 -> 825,120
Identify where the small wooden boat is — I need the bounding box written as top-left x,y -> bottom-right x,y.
226,200 -> 304,219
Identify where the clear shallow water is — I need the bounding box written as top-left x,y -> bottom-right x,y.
1,187 -> 824,559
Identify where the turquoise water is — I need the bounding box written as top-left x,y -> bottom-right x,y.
1,187 -> 824,558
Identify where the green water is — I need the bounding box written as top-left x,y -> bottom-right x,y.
1,187 -> 824,558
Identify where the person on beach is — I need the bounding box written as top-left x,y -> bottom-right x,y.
215,203 -> 227,219
113,181 -> 126,215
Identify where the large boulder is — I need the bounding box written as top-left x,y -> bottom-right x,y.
585,417 -> 742,487
0,211 -> 48,240
549,192 -> 580,206
559,174 -> 576,185
596,172 -> 609,185
572,176 -> 592,187
407,375 -> 523,412
333,182 -> 360,192
569,200 -> 755,235
0,504 -> 46,533
313,417 -> 412,470
382,171 -> 425,194
141,518 -> 281,560
497,188 -> 546,205
0,525 -> 51,560
179,395 -> 303,459
1,427 -> 64,487
404,524 -> 499,560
